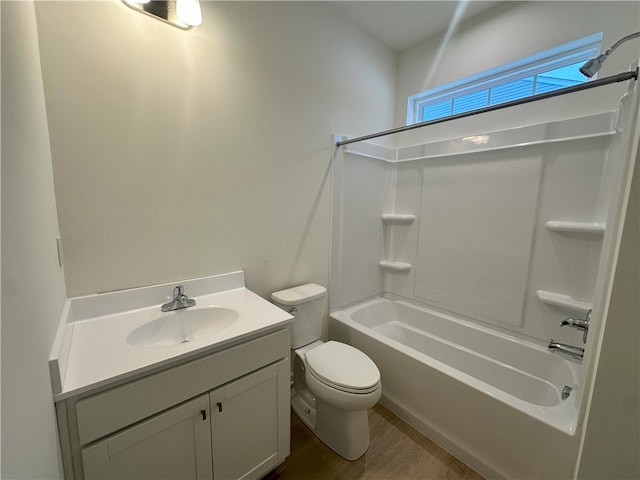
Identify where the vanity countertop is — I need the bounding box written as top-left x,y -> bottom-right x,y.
49,271 -> 293,400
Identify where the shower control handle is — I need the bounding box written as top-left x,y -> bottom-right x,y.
560,309 -> 591,344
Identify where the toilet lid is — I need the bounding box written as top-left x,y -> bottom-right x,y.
305,341 -> 380,392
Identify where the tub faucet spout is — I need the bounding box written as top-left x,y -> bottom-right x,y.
161,285 -> 196,312
548,339 -> 584,361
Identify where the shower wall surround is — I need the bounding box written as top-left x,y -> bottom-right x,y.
331,77 -> 639,479
331,109 -> 630,348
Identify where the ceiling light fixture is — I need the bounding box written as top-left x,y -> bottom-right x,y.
176,0 -> 202,27
122,0 -> 202,29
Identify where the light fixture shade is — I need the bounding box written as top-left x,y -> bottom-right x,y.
176,0 -> 202,26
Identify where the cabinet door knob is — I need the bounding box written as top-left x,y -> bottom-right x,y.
216,402 -> 223,413
200,409 -> 207,421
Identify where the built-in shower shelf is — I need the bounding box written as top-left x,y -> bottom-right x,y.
536,290 -> 592,314
379,260 -> 412,273
382,213 -> 415,225
545,221 -> 606,234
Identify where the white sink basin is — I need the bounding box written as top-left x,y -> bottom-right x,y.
127,306 -> 239,347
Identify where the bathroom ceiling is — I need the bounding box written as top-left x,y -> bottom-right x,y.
331,1 -> 502,52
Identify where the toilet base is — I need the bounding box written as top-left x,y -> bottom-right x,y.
315,399 -> 371,460
292,391 -> 371,461
291,391 -> 317,430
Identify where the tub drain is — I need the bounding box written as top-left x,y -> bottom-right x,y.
562,385 -> 572,400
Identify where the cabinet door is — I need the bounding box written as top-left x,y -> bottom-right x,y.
81,394 -> 212,479
210,360 -> 288,480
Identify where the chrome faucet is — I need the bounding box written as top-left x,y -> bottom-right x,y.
560,308 -> 591,343
548,339 -> 584,360
161,285 -> 196,312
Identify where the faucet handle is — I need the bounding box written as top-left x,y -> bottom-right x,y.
173,285 -> 185,297
560,309 -> 591,344
161,285 -> 194,312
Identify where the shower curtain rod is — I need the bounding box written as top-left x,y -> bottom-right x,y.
336,68 -> 638,148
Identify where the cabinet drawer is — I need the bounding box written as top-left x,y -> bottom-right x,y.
76,328 -> 289,445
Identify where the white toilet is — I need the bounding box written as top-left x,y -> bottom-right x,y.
271,284 -> 381,461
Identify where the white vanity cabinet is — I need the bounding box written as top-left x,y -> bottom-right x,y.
55,328 -> 291,480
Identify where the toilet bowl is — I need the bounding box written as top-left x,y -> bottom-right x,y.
271,284 -> 381,460
295,340 -> 381,460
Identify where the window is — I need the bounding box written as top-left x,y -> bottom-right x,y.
407,33 -> 602,125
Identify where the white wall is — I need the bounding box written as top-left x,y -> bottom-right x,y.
34,1 -> 396,299
578,121 -> 639,480
1,1 -> 68,477
395,1 -> 640,142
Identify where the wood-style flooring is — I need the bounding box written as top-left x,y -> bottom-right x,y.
266,404 -> 485,480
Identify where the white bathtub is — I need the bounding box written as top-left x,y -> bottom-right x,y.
329,296 -> 582,479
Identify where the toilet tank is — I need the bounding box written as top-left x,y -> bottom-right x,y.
271,284 -> 327,349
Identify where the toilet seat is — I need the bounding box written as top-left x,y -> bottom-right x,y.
305,341 -> 380,394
